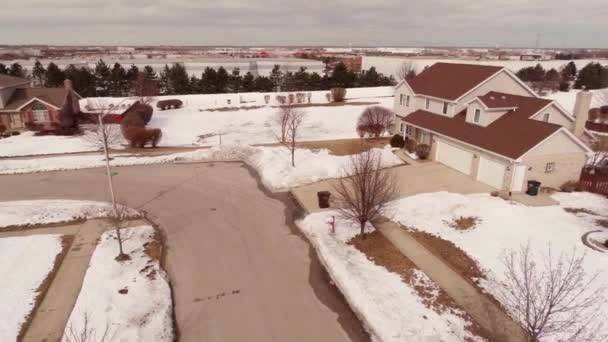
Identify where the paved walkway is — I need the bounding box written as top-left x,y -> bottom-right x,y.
0,219 -> 148,342
378,220 -> 526,341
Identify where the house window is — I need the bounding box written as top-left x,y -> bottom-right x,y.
32,110 -> 49,122
399,94 -> 404,105
474,109 -> 481,123
406,125 -> 413,136
542,113 -> 550,122
406,95 -> 410,107
399,122 -> 405,133
442,102 -> 449,114
545,162 -> 555,173
425,98 -> 430,110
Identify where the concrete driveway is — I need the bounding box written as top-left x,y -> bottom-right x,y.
292,162 -> 494,213
0,163 -> 368,342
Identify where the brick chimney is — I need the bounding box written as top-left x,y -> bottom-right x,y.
573,89 -> 593,137
63,79 -> 73,90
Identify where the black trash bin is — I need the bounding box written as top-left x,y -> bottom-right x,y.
317,191 -> 331,209
526,180 -> 541,196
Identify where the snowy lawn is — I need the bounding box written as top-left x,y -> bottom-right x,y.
63,225 -> 173,341
388,191 -> 608,340
0,234 -> 66,341
297,211 -> 483,342
0,200 -> 141,229
0,131 -> 99,157
544,88 -> 608,113
0,145 -> 403,192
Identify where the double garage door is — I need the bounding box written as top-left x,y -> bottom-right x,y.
436,140 -> 506,189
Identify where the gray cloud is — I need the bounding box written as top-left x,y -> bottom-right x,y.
0,0 -> 606,47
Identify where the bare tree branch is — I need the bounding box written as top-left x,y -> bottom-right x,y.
357,106 -> 394,138
495,242 -> 606,342
397,61 -> 417,81
63,311 -> 110,342
274,105 -> 306,167
333,150 -> 399,238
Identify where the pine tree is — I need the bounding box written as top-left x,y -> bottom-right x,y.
200,67 -> 218,93
126,64 -> 139,82
575,62 -> 608,90
253,76 -> 274,92
32,60 -> 46,87
229,68 -> 242,93
561,61 -> 577,82
241,72 -> 255,92
143,65 -> 157,80
359,67 -> 381,87
169,63 -> 190,94
110,62 -> 128,96
331,62 -> 355,88
216,67 -> 230,93
8,63 -> 25,78
269,64 -> 283,91
94,59 -> 112,96
46,62 -> 65,87
0,63 -> 7,75
159,65 -> 171,95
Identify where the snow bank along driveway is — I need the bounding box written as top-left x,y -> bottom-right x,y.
0,234 -> 65,341
298,211 -> 483,342
63,225 -> 173,341
389,191 -> 608,341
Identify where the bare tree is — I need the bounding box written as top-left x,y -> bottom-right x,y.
397,61 -> 417,81
275,105 -> 306,167
107,202 -> 134,261
587,138 -> 608,169
63,311 -> 110,342
131,72 -> 159,104
83,122 -> 123,160
333,150 -> 398,238
357,106 -> 394,138
495,243 -> 606,342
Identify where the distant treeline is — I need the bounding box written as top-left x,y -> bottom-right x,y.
0,60 -> 396,97
515,61 -> 608,93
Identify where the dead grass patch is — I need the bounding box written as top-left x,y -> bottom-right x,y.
596,219 -> 608,228
141,227 -> 163,280
564,207 -> 598,216
17,234 -> 74,342
297,138 -> 390,156
446,216 -> 479,231
278,101 -> 379,108
348,231 -> 493,340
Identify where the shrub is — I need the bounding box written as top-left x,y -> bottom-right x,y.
123,127 -> 162,148
601,105 -> 608,115
560,180 -> 581,192
356,106 -> 394,138
307,93 -> 312,103
11,131 -> 20,136
25,122 -> 43,131
415,143 -> 431,159
604,239 -> 608,248
276,95 -> 287,105
390,134 -> 405,148
156,99 -> 183,110
330,87 -> 347,102
288,94 -> 295,104
264,95 -> 270,104
0,124 -> 5,133
296,93 -> 305,104
405,138 -> 417,153
325,93 -> 331,102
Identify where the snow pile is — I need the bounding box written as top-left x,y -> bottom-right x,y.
297,212 -> 482,342
0,234 -> 64,341
0,132 -> 98,157
388,191 -> 608,339
63,226 -> 173,341
0,200 -> 141,229
0,145 -> 403,192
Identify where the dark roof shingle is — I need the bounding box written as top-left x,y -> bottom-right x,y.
401,92 -> 561,159
406,63 -> 504,101
1,88 -> 70,111
0,74 -> 30,88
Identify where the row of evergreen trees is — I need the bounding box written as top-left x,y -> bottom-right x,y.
516,61 -> 608,92
0,59 -> 395,98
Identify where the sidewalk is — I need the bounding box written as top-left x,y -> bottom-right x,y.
14,219 -> 147,342
377,220 -> 526,342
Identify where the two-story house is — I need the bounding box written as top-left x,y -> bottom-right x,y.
0,74 -> 81,132
394,62 -> 592,192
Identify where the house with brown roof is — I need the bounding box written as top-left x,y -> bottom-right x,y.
394,62 -> 592,191
0,74 -> 81,133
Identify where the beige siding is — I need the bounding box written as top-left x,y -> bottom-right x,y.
529,103 -> 574,130
456,71 -> 536,113
394,82 -> 415,117
415,96 -> 453,116
521,153 -> 586,189
524,130 -> 587,157
0,88 -> 16,109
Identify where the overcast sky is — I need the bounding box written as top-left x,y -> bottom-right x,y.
1,0 -> 606,48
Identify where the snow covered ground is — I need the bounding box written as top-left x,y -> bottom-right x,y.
0,200 -> 141,229
544,88 -> 608,114
388,191 -> 608,341
0,145 -> 403,192
297,211 -> 482,342
62,225 -> 173,341
0,87 -> 393,158
0,234 -> 65,341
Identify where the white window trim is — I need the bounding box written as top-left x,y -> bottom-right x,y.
442,102 -> 449,114
406,95 -> 410,107
425,98 -> 430,110
32,110 -> 49,122
543,113 -> 550,122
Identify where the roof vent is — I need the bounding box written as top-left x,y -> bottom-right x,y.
489,96 -> 495,100
501,96 -> 506,100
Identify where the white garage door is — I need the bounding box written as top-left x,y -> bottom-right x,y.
477,156 -> 507,189
436,140 -> 474,175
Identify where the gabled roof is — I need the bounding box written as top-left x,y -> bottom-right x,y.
401,92 -> 563,160
406,63 -> 504,101
0,74 -> 30,89
0,88 -> 74,111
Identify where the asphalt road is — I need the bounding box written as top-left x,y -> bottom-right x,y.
0,162 -> 368,342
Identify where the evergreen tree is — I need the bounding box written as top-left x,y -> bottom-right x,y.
229,68 -> 242,93
291,67 -> 310,90
0,63 -> 7,75
253,76 -> 274,92
143,65 -> 157,80
269,64 -> 283,90
8,63 -> 25,78
169,63 -> 190,94
159,65 -> 171,95
200,67 -> 218,93
309,72 -> 322,90
110,62 -> 129,96
94,59 -> 112,96
216,67 -> 230,93
543,68 -> 561,91
64,65 -> 96,97
561,61 -> 577,82
46,62 -> 65,87
241,72 -> 255,92
189,75 -> 202,94
359,67 -> 381,87
330,62 -> 356,87
32,60 -> 46,87
126,64 -> 139,82
575,62 -> 608,89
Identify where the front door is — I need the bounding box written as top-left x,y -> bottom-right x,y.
10,113 -> 23,128
510,164 -> 527,192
